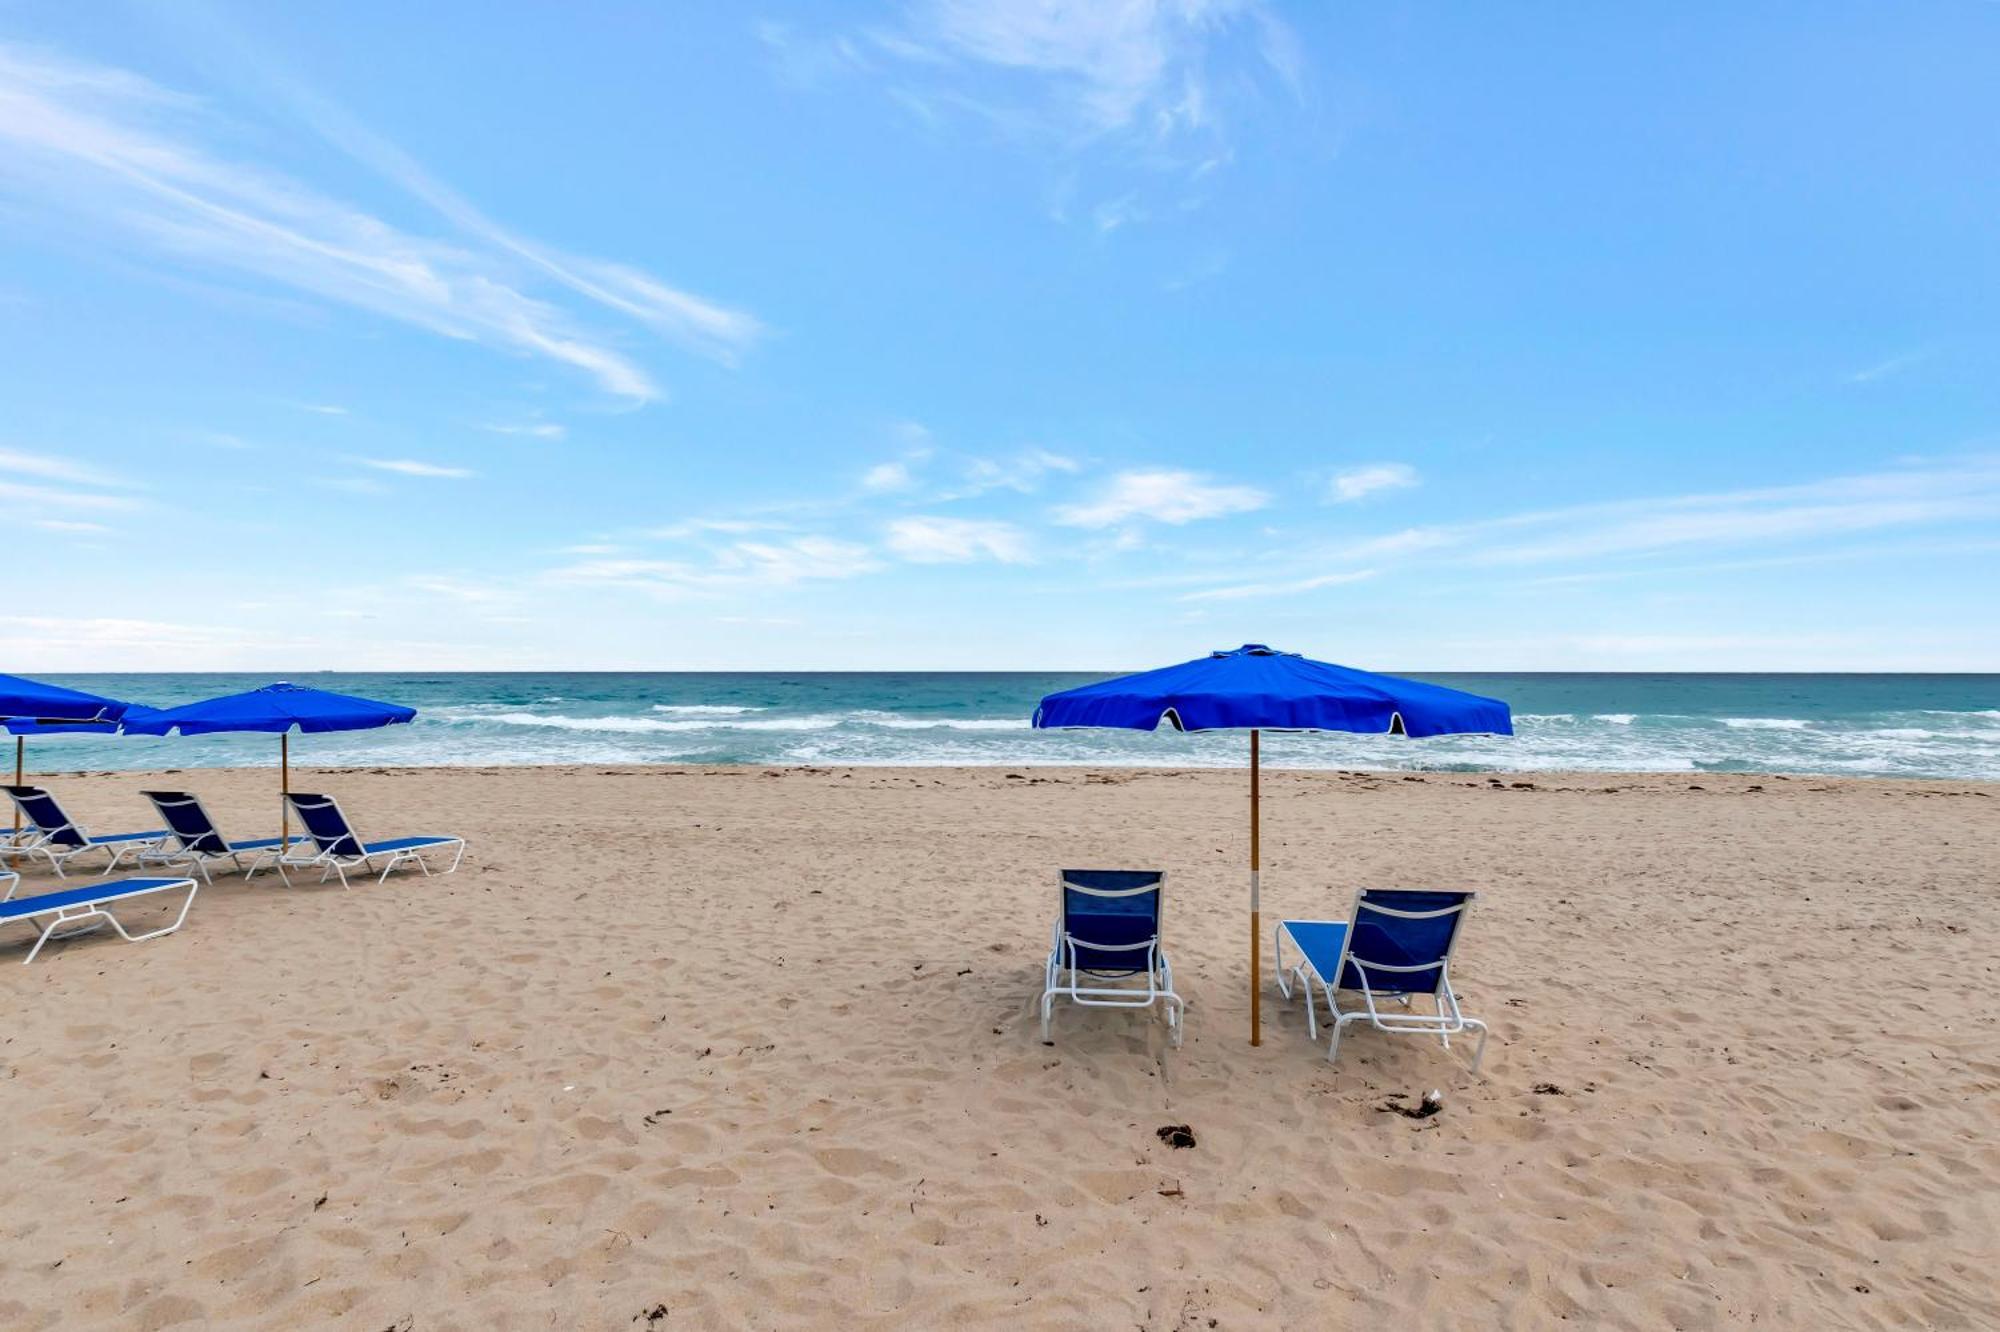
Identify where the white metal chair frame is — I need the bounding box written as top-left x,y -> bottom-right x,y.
2,876 -> 200,965
0,786 -> 163,879
1275,891 -> 1489,1070
1041,871 -> 1184,1046
134,791 -> 280,883
249,792 -> 466,888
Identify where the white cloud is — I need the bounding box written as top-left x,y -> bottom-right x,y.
645,517 -> 792,541
479,422 -> 566,440
358,458 -> 473,479
545,536 -> 880,598
1330,462 -> 1418,503
1473,462 -> 2000,566
0,446 -> 129,488
1054,468 -> 1267,526
949,447 -> 1080,497
0,43 -> 757,401
32,518 -> 110,533
885,516 -> 1033,564
1180,569 -> 1376,602
882,0 -> 1299,148
299,402 -> 349,416
1850,348 -> 1930,384
0,479 -> 140,511
862,460 -> 916,492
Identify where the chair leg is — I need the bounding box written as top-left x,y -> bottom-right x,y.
1465,1019 -> 1490,1074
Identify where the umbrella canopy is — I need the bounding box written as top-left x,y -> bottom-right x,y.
1033,644 -> 1512,737
1034,644 -> 1511,1047
122,682 -> 416,848
4,704 -> 162,736
0,672 -> 134,724
121,682 -> 415,736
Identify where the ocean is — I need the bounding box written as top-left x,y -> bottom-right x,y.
13,672 -> 2000,781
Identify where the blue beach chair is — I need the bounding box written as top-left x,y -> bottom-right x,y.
1,874 -> 199,964
1,784 -> 167,878
1275,889 -> 1489,1070
1041,869 -> 1184,1045
136,790 -> 289,883
254,791 -> 465,888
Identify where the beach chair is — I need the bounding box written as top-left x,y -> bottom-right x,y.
1,875 -> 199,964
1275,889 -> 1489,1070
253,791 -> 465,888
1041,869 -> 1183,1045
0,784 -> 167,878
135,790 -> 288,883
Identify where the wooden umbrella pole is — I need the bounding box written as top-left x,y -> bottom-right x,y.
280,732 -> 290,852
12,735 -> 21,836
1249,728 -> 1262,1046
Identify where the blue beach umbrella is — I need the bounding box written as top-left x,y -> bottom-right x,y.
0,672 -> 133,724
1,678 -> 143,835
1033,644 -> 1512,1046
123,683 -> 417,846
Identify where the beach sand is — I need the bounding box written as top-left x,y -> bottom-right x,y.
1,765 -> 1995,1329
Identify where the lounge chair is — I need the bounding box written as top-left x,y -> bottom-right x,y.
252,791 -> 465,888
0,784 -> 167,878
1,874 -> 199,964
1041,869 -> 1183,1045
1275,889 -> 1489,1070
135,790 -> 288,883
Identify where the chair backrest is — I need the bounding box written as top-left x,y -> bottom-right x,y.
284,792 -> 363,857
1058,869 -> 1165,973
1338,889 -> 1475,995
2,785 -> 85,847
142,790 -> 227,854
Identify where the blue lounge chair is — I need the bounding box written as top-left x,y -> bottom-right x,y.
1,874 -> 199,964
135,790 -> 288,883
1,784 -> 167,878
1275,889 -> 1489,1070
1042,869 -> 1183,1045
253,791 -> 465,888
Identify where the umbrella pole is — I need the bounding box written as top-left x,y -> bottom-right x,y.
11,735 -> 21,836
1250,728 -> 1262,1047
280,733 -> 290,853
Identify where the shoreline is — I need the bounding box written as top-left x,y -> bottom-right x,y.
16,760 -> 2000,792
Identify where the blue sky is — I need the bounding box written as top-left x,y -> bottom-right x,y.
2,1 -> 1997,671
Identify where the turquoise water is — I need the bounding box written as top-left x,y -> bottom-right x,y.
13,672 -> 2000,779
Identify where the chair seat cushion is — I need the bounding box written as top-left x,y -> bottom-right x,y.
362,836 -> 459,854
1,878 -> 190,920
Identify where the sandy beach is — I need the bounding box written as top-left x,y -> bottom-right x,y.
2,764 -> 1995,1329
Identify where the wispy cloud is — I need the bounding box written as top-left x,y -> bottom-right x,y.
478,421 -> 567,441
862,460 -> 918,493
1850,348 -> 1931,384
1329,462 -> 1419,503
1180,569 -> 1375,602
0,42 -> 757,401
298,402 -> 349,416
777,1 -> 1304,227
645,517 -> 793,541
1054,467 -> 1267,526
944,447 -> 1080,498
545,537 -> 880,598
1173,457 -> 2000,595
876,1 -> 1299,151
0,446 -> 140,510
885,515 -> 1032,563
32,518 -> 110,534
0,446 -> 129,488
357,458 -> 474,479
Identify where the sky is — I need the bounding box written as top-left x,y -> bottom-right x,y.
2,1 -> 1997,672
